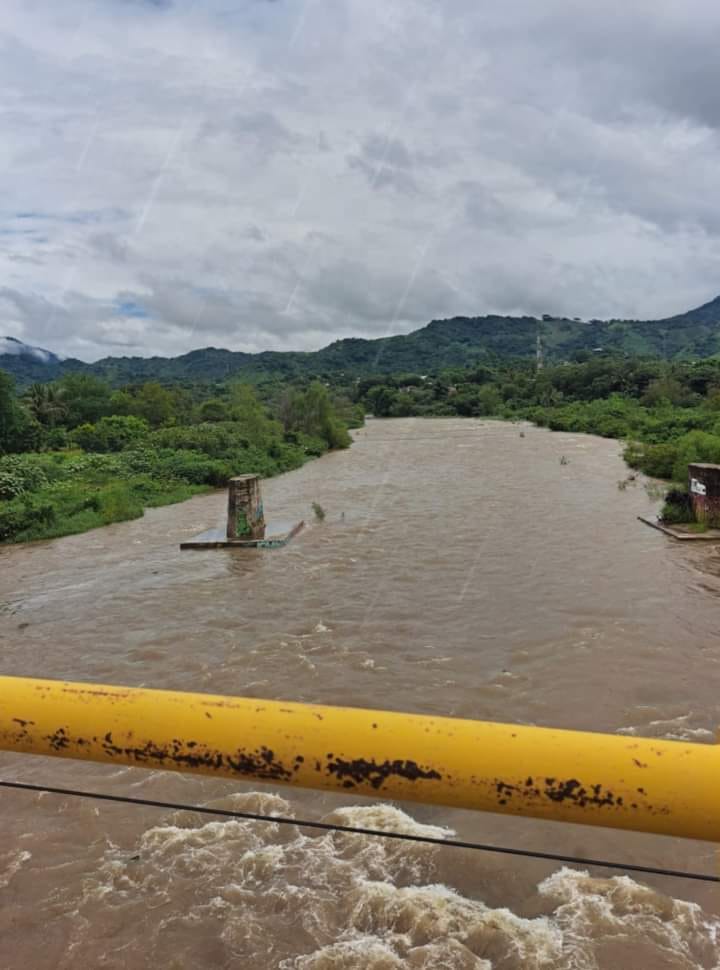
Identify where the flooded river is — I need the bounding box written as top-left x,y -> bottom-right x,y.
1,418 -> 719,968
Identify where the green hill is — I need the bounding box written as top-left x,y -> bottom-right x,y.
4,295 -> 720,386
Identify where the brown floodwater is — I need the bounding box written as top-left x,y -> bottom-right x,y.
1,418 -> 719,969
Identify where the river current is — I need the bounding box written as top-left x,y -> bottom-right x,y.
1,418 -> 719,968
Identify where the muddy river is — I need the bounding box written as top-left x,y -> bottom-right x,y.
1,418 -> 719,968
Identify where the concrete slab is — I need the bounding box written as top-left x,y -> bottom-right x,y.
181,519 -> 304,550
637,516 -> 720,541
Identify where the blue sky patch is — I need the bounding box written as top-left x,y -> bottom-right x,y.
115,300 -> 148,318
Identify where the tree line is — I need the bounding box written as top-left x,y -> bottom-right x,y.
0,371 -> 356,543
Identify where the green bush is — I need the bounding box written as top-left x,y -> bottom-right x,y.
670,431 -> 720,482
122,447 -> 161,476
0,496 -> 56,541
295,433 -> 329,457
154,449 -> 233,486
150,423 -> 247,457
624,441 -> 678,479
44,427 -> 70,451
97,483 -> 143,524
0,455 -> 49,499
62,453 -> 125,481
660,488 -> 693,524
198,399 -> 227,422
72,415 -> 149,453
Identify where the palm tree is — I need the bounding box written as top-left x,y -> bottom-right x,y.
25,383 -> 68,428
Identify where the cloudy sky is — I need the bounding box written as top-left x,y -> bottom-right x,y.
2,0 -> 720,361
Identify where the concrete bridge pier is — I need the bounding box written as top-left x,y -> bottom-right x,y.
227,474 -> 266,540
181,472 -> 303,549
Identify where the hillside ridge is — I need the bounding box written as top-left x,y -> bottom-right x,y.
3,294 -> 720,385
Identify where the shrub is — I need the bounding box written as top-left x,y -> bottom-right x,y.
44,427 -> 70,450
624,441 -> 678,479
150,423 -> 246,458
670,431 -> 720,482
71,415 -> 150,453
198,399 -> 228,422
154,449 -> 234,486
660,488 -> 693,524
296,433 -> 328,457
97,483 -> 143,524
63,453 -> 125,480
123,447 -> 161,476
0,495 -> 56,542
0,456 -> 49,499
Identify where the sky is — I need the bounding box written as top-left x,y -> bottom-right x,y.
2,0 -> 720,361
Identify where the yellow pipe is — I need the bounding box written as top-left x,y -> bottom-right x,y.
0,675 -> 718,841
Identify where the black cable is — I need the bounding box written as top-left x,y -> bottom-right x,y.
1,779 -> 717,884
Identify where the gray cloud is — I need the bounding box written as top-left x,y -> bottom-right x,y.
1,0 -> 720,361
347,133 -> 425,193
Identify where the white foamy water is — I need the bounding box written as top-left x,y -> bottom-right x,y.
10,798 -> 716,970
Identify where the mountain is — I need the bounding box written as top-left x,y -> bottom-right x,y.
0,336 -> 65,365
0,337 -> 68,384
3,295 -> 720,386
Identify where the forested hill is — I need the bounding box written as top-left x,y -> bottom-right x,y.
4,294 -> 720,386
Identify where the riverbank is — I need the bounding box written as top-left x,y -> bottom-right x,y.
0,376 -> 357,544
0,428 -> 346,545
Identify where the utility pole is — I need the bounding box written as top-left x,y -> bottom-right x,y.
536,328 -> 544,372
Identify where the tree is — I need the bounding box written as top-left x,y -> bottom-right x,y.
198,398 -> 227,422
642,377 -> 686,408
109,389 -> 135,416
130,382 -> 176,428
279,382 -> 351,448
229,383 -> 279,445
390,392 -> 418,417
71,415 -> 149,453
57,374 -> 112,427
0,372 -> 42,454
25,383 -> 68,428
365,385 -> 396,417
476,385 -> 502,415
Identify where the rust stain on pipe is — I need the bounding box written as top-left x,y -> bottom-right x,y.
0,675 -> 718,841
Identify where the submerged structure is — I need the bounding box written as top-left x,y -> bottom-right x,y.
688,463 -> 720,527
227,474 -> 266,540
639,461 -> 720,540
181,474 -> 303,550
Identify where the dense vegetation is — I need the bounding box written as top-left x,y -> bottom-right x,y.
4,294 -> 720,388
0,371 -> 356,543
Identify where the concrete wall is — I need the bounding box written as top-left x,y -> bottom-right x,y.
688,463 -> 720,526
227,475 -> 266,540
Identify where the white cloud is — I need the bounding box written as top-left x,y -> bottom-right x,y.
1,0 -> 720,360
